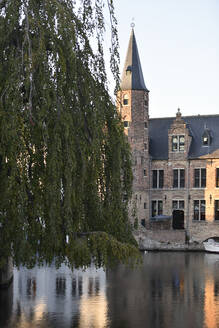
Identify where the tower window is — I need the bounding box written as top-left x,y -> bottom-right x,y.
123,94 -> 129,105
144,122 -> 147,128
124,121 -> 130,128
143,169 -> 147,177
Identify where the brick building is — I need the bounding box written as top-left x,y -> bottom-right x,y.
117,29 -> 219,242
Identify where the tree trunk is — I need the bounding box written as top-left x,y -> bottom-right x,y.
0,258 -> 13,288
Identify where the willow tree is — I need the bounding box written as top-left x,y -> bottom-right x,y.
0,0 -> 139,269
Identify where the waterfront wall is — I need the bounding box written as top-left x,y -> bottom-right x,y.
189,221 -> 219,243
134,229 -> 205,251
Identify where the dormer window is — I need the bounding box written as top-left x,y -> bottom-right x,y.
172,135 -> 185,152
202,129 -> 211,146
203,137 -> 208,145
123,94 -> 129,105
126,65 -> 132,75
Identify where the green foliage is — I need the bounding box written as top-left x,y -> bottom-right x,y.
134,217 -> 138,230
0,0 -> 139,269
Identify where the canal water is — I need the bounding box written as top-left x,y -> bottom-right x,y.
1,252 -> 219,328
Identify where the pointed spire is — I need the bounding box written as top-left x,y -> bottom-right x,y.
120,28 -> 148,91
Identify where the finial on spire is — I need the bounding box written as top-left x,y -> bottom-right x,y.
131,17 -> 135,29
176,108 -> 182,119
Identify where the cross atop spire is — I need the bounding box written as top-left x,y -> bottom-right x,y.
120,29 -> 148,91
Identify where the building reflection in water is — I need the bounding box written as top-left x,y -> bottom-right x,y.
1,253 -> 219,327
106,253 -> 219,328
204,254 -> 219,328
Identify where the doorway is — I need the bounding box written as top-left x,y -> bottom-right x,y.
172,210 -> 184,229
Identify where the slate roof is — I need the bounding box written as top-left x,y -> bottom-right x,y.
120,29 -> 148,91
149,114 -> 219,160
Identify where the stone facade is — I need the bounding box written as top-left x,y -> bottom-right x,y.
118,29 -> 219,244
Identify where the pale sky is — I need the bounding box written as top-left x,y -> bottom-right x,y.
109,0 -> 219,118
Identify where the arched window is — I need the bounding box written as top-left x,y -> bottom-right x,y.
123,94 -> 129,105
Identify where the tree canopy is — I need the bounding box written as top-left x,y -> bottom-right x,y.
0,0 -> 140,269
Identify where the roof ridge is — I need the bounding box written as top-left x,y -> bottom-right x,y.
149,113 -> 219,120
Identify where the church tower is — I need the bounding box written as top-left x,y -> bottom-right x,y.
117,28 -> 150,227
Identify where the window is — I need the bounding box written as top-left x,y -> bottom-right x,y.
203,136 -> 209,145
152,170 -> 164,189
152,200 -> 163,217
216,169 -> 219,188
124,121 -> 130,128
143,169 -> 147,177
194,168 -> 206,188
144,122 -> 147,129
202,130 -> 211,146
141,219 -> 146,227
215,200 -> 219,220
173,169 -> 185,188
144,143 -> 147,151
172,135 -> 185,152
123,94 -> 129,105
126,65 -> 132,75
144,202 -> 147,209
172,200 -> 184,210
193,200 -> 205,221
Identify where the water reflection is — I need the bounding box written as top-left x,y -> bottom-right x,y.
1,253 -> 219,327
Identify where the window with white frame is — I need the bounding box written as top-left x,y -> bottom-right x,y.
152,200 -> 163,217
193,200 -> 205,221
172,135 -> 185,152
194,168 -> 206,188
172,200 -> 184,210
152,170 -> 164,189
173,169 -> 185,188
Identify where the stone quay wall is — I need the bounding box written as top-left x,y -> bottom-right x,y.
134,229 -> 205,251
